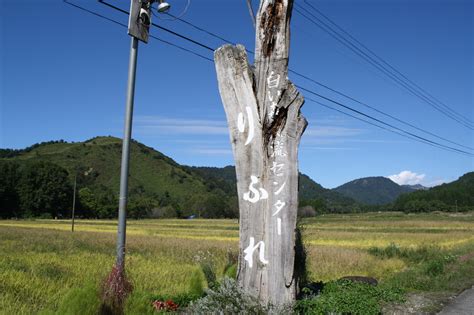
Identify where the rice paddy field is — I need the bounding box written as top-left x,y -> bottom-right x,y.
1,211 -> 474,314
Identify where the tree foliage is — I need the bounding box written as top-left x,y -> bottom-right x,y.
18,161 -> 71,218
393,172 -> 474,212
0,161 -> 21,218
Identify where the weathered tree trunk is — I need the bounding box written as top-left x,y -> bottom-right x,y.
214,0 -> 307,307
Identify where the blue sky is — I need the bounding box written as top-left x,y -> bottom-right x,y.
1,0 -> 473,188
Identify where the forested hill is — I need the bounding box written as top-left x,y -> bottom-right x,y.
2,137 -> 470,218
394,172 -> 474,212
0,136 -> 356,219
0,137 -> 238,219
187,166 -> 357,212
333,176 -> 415,205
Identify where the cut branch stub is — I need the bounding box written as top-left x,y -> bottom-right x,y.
214,0 -> 306,307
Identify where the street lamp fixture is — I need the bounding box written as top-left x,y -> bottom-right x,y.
156,0 -> 171,13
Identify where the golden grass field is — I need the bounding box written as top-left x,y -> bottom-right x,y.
1,212 -> 473,314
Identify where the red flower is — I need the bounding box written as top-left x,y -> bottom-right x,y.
165,300 -> 178,311
152,299 -> 178,312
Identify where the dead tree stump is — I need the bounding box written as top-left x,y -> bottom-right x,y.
214,0 -> 307,306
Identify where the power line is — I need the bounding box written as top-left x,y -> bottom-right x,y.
296,2 -> 474,129
124,1 -> 472,151
304,96 -> 468,155
297,86 -> 473,156
303,0 -> 474,126
80,0 -> 474,156
65,0 -> 473,157
294,3 -> 474,130
289,70 -> 474,151
164,11 -> 254,55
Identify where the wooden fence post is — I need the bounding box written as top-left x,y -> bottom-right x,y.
214,0 -> 307,306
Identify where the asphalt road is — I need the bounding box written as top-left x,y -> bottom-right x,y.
438,286 -> 474,315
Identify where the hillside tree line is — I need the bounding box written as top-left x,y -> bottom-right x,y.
0,160 -> 238,219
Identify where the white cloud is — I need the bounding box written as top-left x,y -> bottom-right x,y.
134,116 -> 228,135
306,116 -> 349,126
304,126 -> 364,138
388,170 -> 426,185
134,116 -> 366,139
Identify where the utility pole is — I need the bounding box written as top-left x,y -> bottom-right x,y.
116,0 -> 170,268
71,173 -> 77,232
116,35 -> 138,267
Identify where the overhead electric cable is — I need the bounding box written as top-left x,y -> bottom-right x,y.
65,0 -> 473,157
129,1 -> 472,150
289,70 -> 474,151
294,2 -> 474,130
303,0 -> 474,126
297,86 -> 473,156
304,96 -> 468,155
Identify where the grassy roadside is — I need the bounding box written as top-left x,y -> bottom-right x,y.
381,241 -> 474,313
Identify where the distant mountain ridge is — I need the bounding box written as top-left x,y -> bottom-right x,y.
333,176 -> 415,205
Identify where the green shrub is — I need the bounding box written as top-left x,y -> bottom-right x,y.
425,259 -> 444,276
295,280 -> 404,315
189,278 -> 270,314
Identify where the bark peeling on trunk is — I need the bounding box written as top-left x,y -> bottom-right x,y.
214,0 -> 307,306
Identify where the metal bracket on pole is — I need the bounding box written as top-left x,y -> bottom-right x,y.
128,0 -> 152,43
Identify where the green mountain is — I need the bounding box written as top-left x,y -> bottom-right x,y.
0,137 -> 237,218
333,176 -> 414,205
0,136 -> 358,218
394,172 -> 474,212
